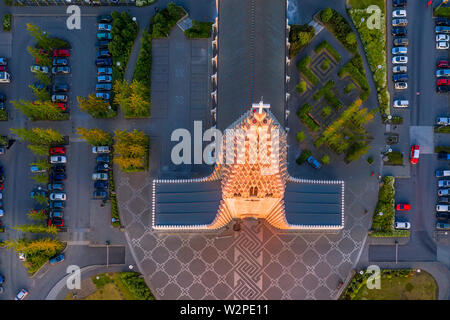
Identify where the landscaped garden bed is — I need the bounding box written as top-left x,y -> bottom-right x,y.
185,20 -> 213,38
434,6 -> 450,17
289,24 -> 315,58
2,13 -> 11,32
297,56 -> 319,86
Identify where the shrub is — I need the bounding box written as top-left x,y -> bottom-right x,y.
314,40 -> 341,62
318,8 -> 357,54
289,24 -> 315,57
148,3 -> 185,38
185,20 -> 212,38
367,156 -> 374,164
392,116 -> 403,124
321,8 -> 333,23
296,149 -> 312,165
371,176 -> 395,233
321,155 -> 330,165
346,32 -> 357,46
435,126 -> 450,133
386,151 -> 403,165
297,103 -> 320,132
434,7 -> 450,17
296,81 -> 307,94
435,146 -> 450,153
344,83 -> 356,94
321,106 -> 332,118
296,131 -> 306,142
119,272 -> 154,300
297,56 -> 319,86
2,14 -> 11,32
320,59 -> 330,71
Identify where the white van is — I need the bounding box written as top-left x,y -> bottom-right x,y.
0,72 -> 10,83
393,100 -> 408,108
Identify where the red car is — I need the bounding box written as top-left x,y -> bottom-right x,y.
0,183 -> 3,191
53,49 -> 70,57
39,49 -> 49,55
50,146 -> 66,155
0,66 -> 7,72
437,60 -> 449,68
56,103 -> 67,111
410,145 -> 420,164
437,78 -> 450,86
48,217 -> 64,227
396,203 -> 411,211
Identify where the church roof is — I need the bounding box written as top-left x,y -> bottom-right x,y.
216,0 -> 286,131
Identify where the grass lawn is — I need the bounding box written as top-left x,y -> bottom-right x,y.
349,0 -> 385,12
353,271 -> 438,300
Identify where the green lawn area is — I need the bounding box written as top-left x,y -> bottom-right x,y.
353,271 -> 437,300
349,0 -> 385,12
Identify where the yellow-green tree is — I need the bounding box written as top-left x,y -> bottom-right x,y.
27,46 -> 51,67
11,127 -> 64,145
77,94 -> 115,118
76,127 -> 112,146
114,129 -> 149,171
13,224 -> 58,235
27,210 -> 47,222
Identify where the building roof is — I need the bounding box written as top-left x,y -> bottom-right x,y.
153,180 -> 222,227
217,0 -> 286,131
284,181 -> 344,227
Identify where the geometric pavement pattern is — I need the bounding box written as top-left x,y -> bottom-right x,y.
116,172 -> 374,300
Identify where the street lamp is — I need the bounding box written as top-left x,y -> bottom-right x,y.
106,240 -> 110,268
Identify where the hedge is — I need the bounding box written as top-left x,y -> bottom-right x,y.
435,146 -> 450,153
2,14 -> 11,32
435,126 -> 450,133
297,103 -> 320,132
314,40 -> 341,62
297,56 -> 319,86
185,20 -> 212,38
434,7 -> 450,18
370,176 -> 396,235
386,151 -> 403,165
119,272 -> 155,300
296,149 -> 312,165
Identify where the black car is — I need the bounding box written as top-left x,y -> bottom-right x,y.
437,212 -> 450,220
50,172 -> 67,181
439,196 -> 450,203
96,40 -> 110,47
96,49 -> 111,58
96,83 -> 112,91
94,180 -> 108,189
49,201 -> 65,209
48,183 -> 64,191
96,155 -> 110,163
436,17 -> 450,26
95,58 -> 112,67
437,86 -> 450,93
97,14 -> 112,23
0,94 -> 5,102
96,162 -> 110,172
393,74 -> 408,82
393,0 -> 407,7
52,83 -> 69,93
392,27 -> 407,36
93,189 -> 108,199
51,164 -> 66,173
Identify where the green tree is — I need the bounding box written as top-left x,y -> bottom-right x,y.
33,70 -> 51,85
13,224 -> 58,235
27,46 -> 51,67
76,127 -> 112,146
77,94 -> 115,118
321,155 -> 330,165
12,99 -> 64,121
28,144 -> 49,156
296,81 -> 307,94
114,129 -> 148,171
27,209 -> 47,222
31,158 -> 51,171
296,131 -> 306,143
321,8 -> 333,23
113,79 -> 132,111
346,32 -> 357,46
26,23 -> 52,49
28,85 -> 50,101
32,173 -> 48,184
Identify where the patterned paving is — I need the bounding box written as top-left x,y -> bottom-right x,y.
117,171 -> 373,300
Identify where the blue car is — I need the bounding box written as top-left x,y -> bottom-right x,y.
30,190 -> 46,198
96,155 -> 110,163
49,254 -> 65,266
307,156 -> 322,169
0,274 -> 4,284
50,172 -> 67,181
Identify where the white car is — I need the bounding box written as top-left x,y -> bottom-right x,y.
436,204 -> 450,212
394,82 -> 408,90
92,146 -> 110,154
92,172 -> 108,180
394,222 -> 411,230
436,41 -> 449,50
438,188 -> 450,196
393,66 -> 407,73
436,34 -> 450,42
0,209 -> 3,217
50,155 -> 67,164
50,192 -> 66,201
392,10 -> 406,18
30,65 -> 49,74
15,289 -> 29,300
392,56 -> 408,64
393,100 -> 408,108
392,47 -> 407,55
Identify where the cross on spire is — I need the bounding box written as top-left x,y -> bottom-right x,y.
252,99 -> 270,114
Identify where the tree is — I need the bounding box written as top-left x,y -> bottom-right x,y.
33,70 -> 51,85
296,81 -> 307,94
3,238 -> 65,254
114,129 -> 149,171
129,80 -> 151,117
296,131 -> 306,143
77,94 -> 115,118
31,158 -> 51,171
321,155 -> 330,165
76,127 -> 112,146
346,32 -> 357,46
27,46 -> 51,67
32,173 -> 48,184
28,144 -> 49,156
26,23 -> 52,49
321,8 -> 333,23
27,210 -> 47,222
12,99 -> 64,121
28,85 -> 50,101
13,224 -> 58,235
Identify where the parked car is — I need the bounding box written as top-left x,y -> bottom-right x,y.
394,82 -> 408,90
51,94 -> 68,103
410,145 -> 419,164
96,83 -> 112,91
50,155 -> 67,164
15,289 -> 29,300
53,49 -> 70,57
436,222 -> 450,230
50,172 -> 67,181
437,204 -> 450,212
56,103 -> 68,111
0,58 -> 7,66
95,58 -> 112,67
436,26 -> 450,34
96,49 -> 111,58
396,203 -> 410,211
393,100 -> 408,108
50,146 -> 66,155
436,170 -> 450,177
392,47 -> 407,55
49,209 -> 63,219
436,17 -> 450,26
32,82 -> 47,90
98,23 -> 112,31
436,41 -> 449,50
393,74 -> 408,82
437,117 -> 450,125
30,65 -> 48,74
438,188 -> 450,196
51,164 -> 66,173
437,86 -> 450,93
392,19 -> 408,27
52,66 -> 70,74
30,190 -> 46,199
439,196 -> 450,203
93,189 -> 108,199
30,165 -> 46,173
92,172 -> 108,180
97,67 -> 112,75
94,180 -> 108,189
0,274 -> 4,285
50,192 -> 66,201
48,183 -> 64,191
96,155 -> 110,163
52,58 -> 68,66
392,66 -> 407,74
49,254 -> 65,266
52,83 -> 69,92
392,10 -> 406,18
97,32 -> 112,41
392,27 -> 407,36
95,92 -> 110,100
436,34 -> 450,42
97,75 -> 112,83
436,212 -> 450,220
0,66 -> 7,72
392,56 -> 408,64
96,162 -> 110,172
92,146 -> 110,153
439,180 -> 450,188
48,217 -> 64,227
97,14 -> 112,23
437,60 -> 449,68
96,40 -> 110,47
438,152 -> 450,160
50,201 -> 65,209
392,0 -> 407,7
437,78 -> 450,86
394,221 -> 410,230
